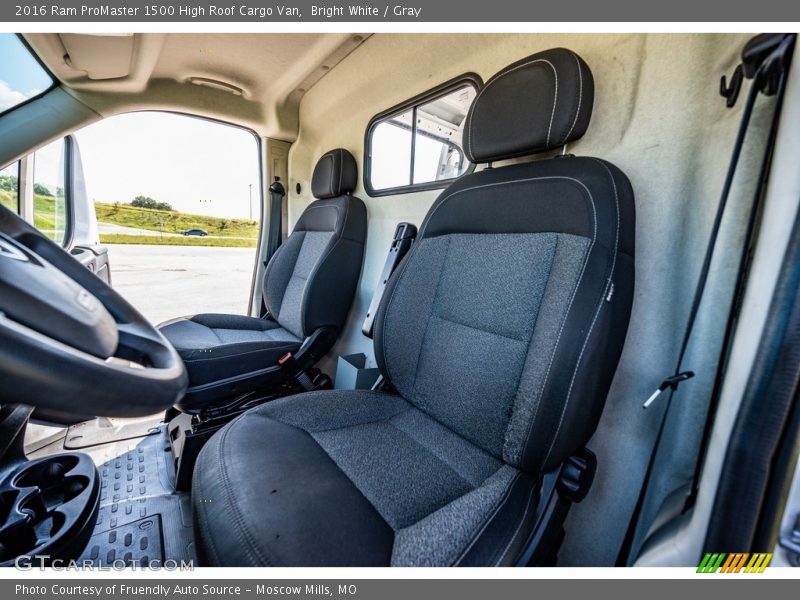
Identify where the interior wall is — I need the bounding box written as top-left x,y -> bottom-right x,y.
288,32 -> 758,565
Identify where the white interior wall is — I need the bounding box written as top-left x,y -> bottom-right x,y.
288,32 -> 761,565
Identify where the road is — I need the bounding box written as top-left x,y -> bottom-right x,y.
98,222 -> 172,237
99,221 -> 256,241
105,244 -> 258,325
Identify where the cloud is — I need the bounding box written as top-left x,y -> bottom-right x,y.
0,79 -> 30,112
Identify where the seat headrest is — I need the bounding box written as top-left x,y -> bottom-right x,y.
311,148 -> 358,199
463,48 -> 594,163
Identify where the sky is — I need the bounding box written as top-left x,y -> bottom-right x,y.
1,34 -> 260,221
76,112 -> 261,220
0,34 -> 53,113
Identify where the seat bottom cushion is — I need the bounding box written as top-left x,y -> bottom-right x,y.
192,390 -> 539,566
158,313 -> 301,387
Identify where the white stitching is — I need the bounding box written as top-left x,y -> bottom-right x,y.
519,182 -> 596,467
467,58 -> 558,159
453,471 -> 519,565
494,482 -> 537,566
298,199 -> 348,336
337,149 -> 343,196
382,175 -> 597,448
539,159 -> 620,471
561,53 -> 583,145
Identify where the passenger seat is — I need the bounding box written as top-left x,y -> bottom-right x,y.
158,148 -> 367,413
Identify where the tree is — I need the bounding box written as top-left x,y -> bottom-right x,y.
0,175 -> 17,192
217,219 -> 230,233
33,183 -> 53,196
131,195 -> 172,211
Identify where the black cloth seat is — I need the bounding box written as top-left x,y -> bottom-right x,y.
156,314 -> 301,387
159,149 -> 367,412
193,48 -> 636,566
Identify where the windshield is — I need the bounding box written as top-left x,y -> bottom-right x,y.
0,34 -> 54,114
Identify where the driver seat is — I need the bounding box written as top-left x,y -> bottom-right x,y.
192,48 -> 635,566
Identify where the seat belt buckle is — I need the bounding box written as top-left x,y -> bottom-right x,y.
643,371 -> 695,409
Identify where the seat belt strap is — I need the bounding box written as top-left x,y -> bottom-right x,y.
616,33 -> 795,566
362,222 -> 417,338
266,177 -> 285,264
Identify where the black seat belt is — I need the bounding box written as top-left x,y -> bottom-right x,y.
266,177 -> 285,263
260,177 -> 285,318
362,222 -> 417,338
616,33 -> 795,566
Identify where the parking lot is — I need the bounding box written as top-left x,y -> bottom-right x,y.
105,244 -> 258,325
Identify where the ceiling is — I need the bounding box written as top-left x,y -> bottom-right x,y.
22,33 -> 370,140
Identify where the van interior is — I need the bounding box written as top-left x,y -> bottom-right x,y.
1,32 -> 799,568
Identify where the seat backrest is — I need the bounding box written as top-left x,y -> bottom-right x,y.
374,48 -> 635,477
263,148 -> 367,339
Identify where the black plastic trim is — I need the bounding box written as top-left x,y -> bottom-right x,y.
363,73 -> 483,198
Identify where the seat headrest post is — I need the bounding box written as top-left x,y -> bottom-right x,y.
463,48 -> 594,164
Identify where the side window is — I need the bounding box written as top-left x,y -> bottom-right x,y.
0,162 -> 20,213
75,112 -> 261,324
366,76 -> 480,196
33,139 -> 69,245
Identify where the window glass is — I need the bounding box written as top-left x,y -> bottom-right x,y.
367,81 -> 478,194
412,87 -> 474,184
0,34 -> 54,114
369,110 -> 412,190
33,139 -> 68,245
75,112 -> 261,324
0,162 -> 20,213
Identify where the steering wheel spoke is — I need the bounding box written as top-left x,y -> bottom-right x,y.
0,206 -> 187,416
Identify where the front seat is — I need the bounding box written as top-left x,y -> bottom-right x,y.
192,48 -> 635,566
159,148 -> 367,413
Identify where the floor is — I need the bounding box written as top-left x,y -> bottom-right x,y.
105,244 -> 257,325
27,417 -> 196,567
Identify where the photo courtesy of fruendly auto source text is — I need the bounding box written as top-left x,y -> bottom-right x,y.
0,0 -> 799,596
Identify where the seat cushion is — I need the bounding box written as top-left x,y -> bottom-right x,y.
193,390 -> 539,566
158,313 -> 301,387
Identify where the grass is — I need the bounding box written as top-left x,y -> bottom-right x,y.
95,202 -> 259,239
5,195 -> 257,248
0,189 -> 18,212
99,233 -> 257,248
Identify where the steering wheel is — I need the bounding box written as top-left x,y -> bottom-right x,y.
0,205 -> 187,417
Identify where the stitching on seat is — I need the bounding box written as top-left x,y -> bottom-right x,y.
493,180 -> 595,467
379,242 -> 416,389
493,482 -> 538,565
389,413 -> 498,488
385,418 -> 476,491
452,471 -> 519,565
265,231 -> 306,318
298,198 -> 350,336
519,236 -> 592,467
409,235 -> 451,404
337,149 -> 343,196
429,313 -> 530,344
194,446 -> 222,565
503,234 -> 560,457
424,175 -> 594,233
382,175 -> 597,401
538,159 -> 620,471
215,420 -> 273,565
467,58 -> 558,159
561,53 -> 584,145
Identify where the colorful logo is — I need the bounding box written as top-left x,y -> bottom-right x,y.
697,553 -> 773,573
